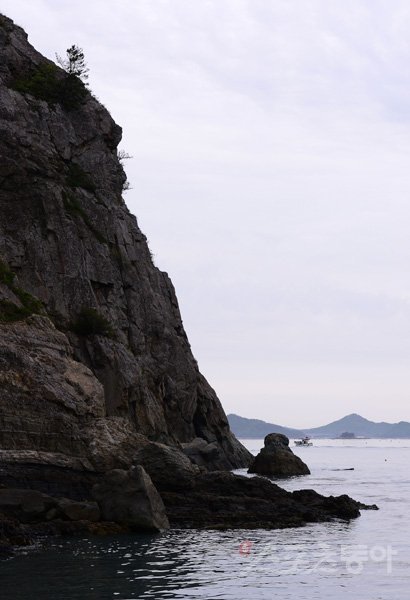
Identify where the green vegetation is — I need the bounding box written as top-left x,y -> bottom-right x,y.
56,45 -> 89,83
0,259 -> 43,323
71,307 -> 113,337
117,150 -> 132,193
0,260 -> 15,287
66,163 -> 96,192
14,63 -> 61,103
0,300 -> 32,322
62,191 -> 107,244
13,63 -> 88,110
13,287 -> 43,314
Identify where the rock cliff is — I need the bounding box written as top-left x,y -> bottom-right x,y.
0,16 -> 376,549
0,13 -> 251,480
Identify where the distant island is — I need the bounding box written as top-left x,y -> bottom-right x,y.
338,432 -> 357,439
228,413 -> 410,439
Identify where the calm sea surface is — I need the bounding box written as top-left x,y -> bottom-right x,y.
2,439 -> 410,599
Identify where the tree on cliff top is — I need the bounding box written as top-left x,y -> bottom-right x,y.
56,45 -> 89,83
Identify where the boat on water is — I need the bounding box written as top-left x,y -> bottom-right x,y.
295,436 -> 313,447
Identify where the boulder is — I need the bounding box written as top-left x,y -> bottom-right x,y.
134,441 -> 199,492
181,437 -> 231,470
248,433 -> 310,477
92,465 -> 169,531
0,489 -> 55,523
0,488 -> 100,523
57,499 -> 100,522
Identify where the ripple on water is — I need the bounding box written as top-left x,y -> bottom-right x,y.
2,441 -> 410,599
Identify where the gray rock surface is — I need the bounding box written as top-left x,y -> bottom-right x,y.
0,316 -> 145,473
92,466 -> 169,531
0,12 -> 251,485
134,441 -> 200,491
248,433 -> 311,477
181,437 -> 231,470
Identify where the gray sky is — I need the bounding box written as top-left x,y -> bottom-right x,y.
4,0 -> 410,427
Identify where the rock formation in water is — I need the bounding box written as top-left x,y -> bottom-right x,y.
248,433 -> 311,477
0,15 -> 376,552
129,441 -> 376,528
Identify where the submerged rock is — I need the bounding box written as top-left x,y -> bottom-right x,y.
248,433 -> 310,477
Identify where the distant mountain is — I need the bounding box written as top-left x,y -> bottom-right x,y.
228,412 -> 410,439
227,414 -> 305,439
305,413 -> 410,438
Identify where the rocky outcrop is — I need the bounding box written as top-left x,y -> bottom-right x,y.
0,15 -> 376,545
0,488 -> 100,524
0,315 -> 145,469
132,447 -> 376,529
181,437 -> 231,470
92,466 -> 169,531
0,13 -> 251,473
157,471 -> 374,529
133,441 -> 200,491
248,433 -> 310,477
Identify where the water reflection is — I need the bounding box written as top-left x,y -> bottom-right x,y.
2,442 -> 410,599
0,523 -> 388,599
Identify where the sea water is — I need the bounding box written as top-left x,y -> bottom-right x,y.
1,439 -> 410,599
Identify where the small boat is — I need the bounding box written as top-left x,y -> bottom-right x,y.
295,436 -> 313,447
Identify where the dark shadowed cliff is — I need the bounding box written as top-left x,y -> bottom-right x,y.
0,13 -> 250,476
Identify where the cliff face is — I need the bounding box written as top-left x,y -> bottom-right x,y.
0,17 -> 376,547
0,14 -> 251,479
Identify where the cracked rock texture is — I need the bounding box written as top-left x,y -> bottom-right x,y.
0,13 -> 251,486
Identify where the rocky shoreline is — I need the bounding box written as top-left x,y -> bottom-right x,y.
0,471 -> 378,556
0,440 -> 378,556
0,13 -> 377,557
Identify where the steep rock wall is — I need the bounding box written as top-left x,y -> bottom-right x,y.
0,14 -> 251,473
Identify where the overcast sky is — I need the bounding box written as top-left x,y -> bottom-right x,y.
3,1 -> 410,427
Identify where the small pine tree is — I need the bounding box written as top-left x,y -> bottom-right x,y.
56,45 -> 89,83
